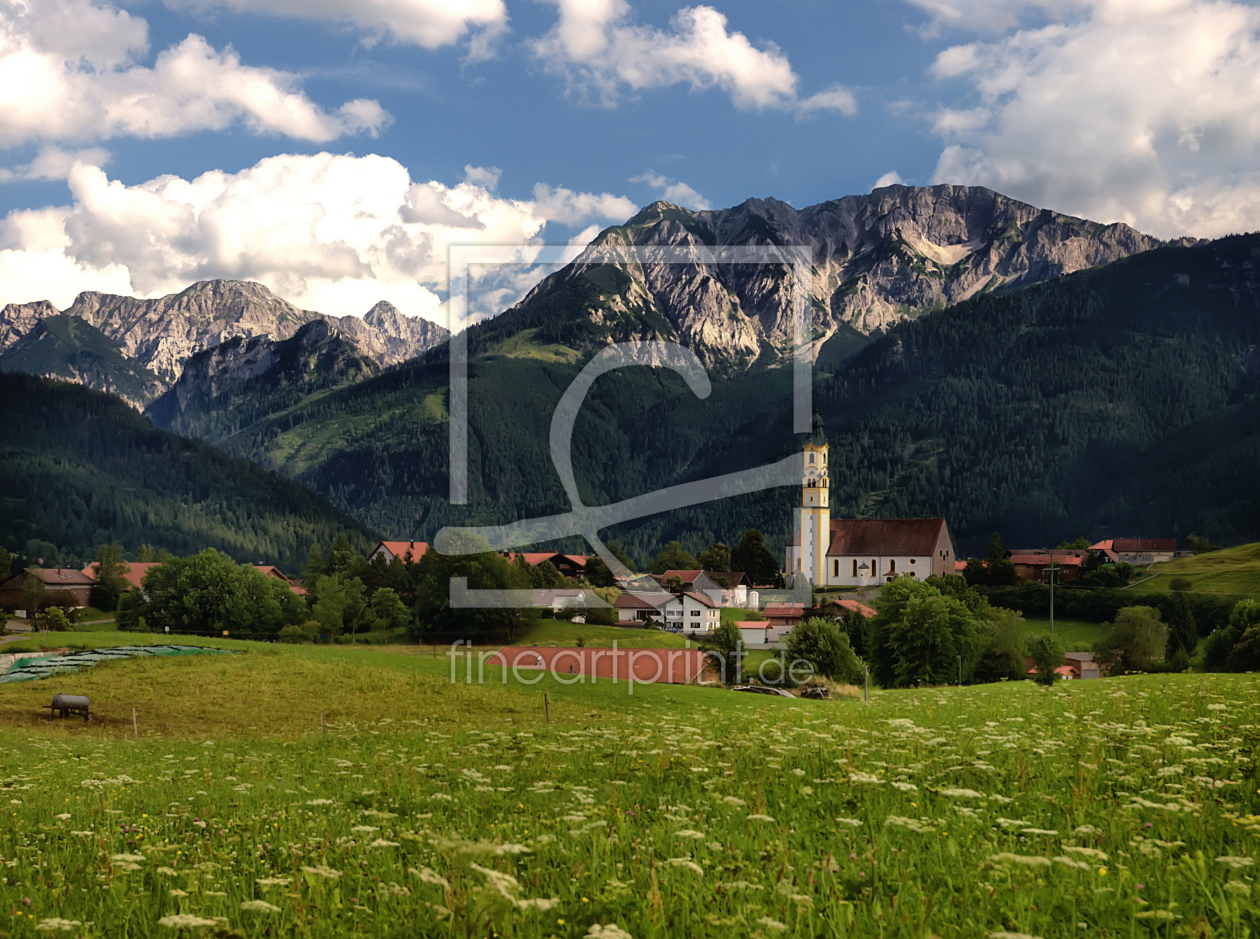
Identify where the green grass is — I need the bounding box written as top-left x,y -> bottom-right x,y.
720,607 -> 764,628
1021,618 -> 1111,650
1129,541 -> 1260,595
503,619 -> 689,649
1,640 -> 1258,938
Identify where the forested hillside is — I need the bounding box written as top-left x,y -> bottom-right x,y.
0,373 -> 377,569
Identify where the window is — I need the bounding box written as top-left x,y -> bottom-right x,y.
808,453 -> 815,464
909,558 -> 916,565
852,559 -> 857,577
889,559 -> 896,573
833,559 -> 839,577
691,610 -> 699,617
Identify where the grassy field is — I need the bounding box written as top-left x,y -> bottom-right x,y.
0,638 -> 1257,938
1130,542 -> 1260,595
1020,618 -> 1110,650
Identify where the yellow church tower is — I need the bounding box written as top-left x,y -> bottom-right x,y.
796,410 -> 830,585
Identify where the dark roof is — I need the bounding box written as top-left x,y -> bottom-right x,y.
1113,538 -> 1177,552
708,571 -> 747,587
825,519 -> 947,556
659,570 -> 707,584
614,592 -> 677,610
4,567 -> 95,588
682,591 -> 717,608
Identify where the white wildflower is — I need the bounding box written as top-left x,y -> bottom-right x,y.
1216,856 -> 1254,869
34,918 -> 82,932
369,838 -> 400,848
891,781 -> 918,791
241,900 -> 281,913
848,772 -> 884,785
990,853 -> 1051,867
586,925 -> 634,939
666,858 -> 704,875
757,916 -> 788,932
301,865 -> 342,879
158,914 -> 227,928
835,817 -> 863,827
304,798 -> 334,806
256,877 -> 292,886
675,830 -> 705,840
747,814 -> 776,822
940,788 -> 984,799
1063,847 -> 1108,861
409,867 -> 450,889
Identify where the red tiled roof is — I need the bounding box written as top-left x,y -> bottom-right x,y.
1113,538 -> 1176,552
81,561 -> 163,590
253,565 -> 291,581
955,559 -> 969,572
734,620 -> 768,629
683,590 -> 717,608
828,598 -> 877,619
376,541 -> 430,562
825,518 -> 947,556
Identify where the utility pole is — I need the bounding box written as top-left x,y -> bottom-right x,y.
1046,551 -> 1062,636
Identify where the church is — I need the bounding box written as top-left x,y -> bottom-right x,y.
784,412 -> 957,587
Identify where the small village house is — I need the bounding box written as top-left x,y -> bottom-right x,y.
1009,551 -> 1087,583
680,590 -> 719,636
0,567 -> 95,614
763,602 -> 807,631
369,541 -> 431,564
1110,538 -> 1177,565
613,591 -> 680,625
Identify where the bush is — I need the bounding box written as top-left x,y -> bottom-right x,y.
785,618 -> 863,684
1170,577 -> 1193,592
277,624 -> 307,644
755,657 -> 785,686
41,607 -> 72,631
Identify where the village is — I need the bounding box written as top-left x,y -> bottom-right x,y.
1,419 -> 1195,688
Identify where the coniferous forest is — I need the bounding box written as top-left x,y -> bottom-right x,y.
0,372 -> 377,570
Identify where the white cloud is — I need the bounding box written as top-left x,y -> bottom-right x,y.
0,146 -> 111,183
0,0 -> 389,148
905,0 -> 1091,34
533,0 -> 854,115
798,85 -> 858,116
629,170 -> 710,209
926,0 -> 1260,238
873,171 -> 904,189
168,0 -> 509,55
0,152 -> 638,323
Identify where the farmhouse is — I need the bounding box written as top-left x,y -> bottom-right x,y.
1111,538 -> 1177,565
763,602 -> 806,630
370,541 -> 430,564
79,560 -> 161,592
680,591 -> 719,636
0,567 -> 95,613
613,591 -> 680,625
784,413 -> 956,586
1009,551 -> 1087,583
505,552 -> 590,579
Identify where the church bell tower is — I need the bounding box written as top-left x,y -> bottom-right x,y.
795,411 -> 830,585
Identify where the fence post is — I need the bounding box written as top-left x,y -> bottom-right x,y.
544,693 -> 550,724
132,707 -> 138,739
320,712 -> 324,735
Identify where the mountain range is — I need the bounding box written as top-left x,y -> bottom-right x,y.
3,183 -> 1255,564
0,280 -> 448,406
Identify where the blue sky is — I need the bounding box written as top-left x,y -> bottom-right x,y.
2,0 -> 1259,322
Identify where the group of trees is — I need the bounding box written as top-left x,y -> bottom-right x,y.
648,530 -> 781,585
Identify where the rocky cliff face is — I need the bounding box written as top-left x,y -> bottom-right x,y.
0,280 -> 449,403
0,300 -> 59,352
144,319 -> 381,437
502,184 -> 1166,367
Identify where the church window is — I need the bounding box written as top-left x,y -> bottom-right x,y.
851,559 -> 857,577
909,558 -> 916,565
889,559 -> 896,573
833,559 -> 839,577
808,453 -> 815,464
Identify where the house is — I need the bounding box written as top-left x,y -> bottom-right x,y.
505,552 -> 590,579
1064,651 -> 1099,680
79,560 -> 161,592
707,571 -> 751,607
783,412 -> 957,586
763,602 -> 807,630
817,598 -> 877,620
613,591 -> 681,625
1008,551 -> 1087,583
0,567 -> 95,613
680,590 -> 719,635
1111,538 -> 1177,565
656,570 -> 724,604
370,541 -> 430,564
253,565 -> 306,596
1090,540 -> 1118,563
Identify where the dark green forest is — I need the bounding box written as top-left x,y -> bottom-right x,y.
0,372 -> 377,570
103,230 -> 1260,562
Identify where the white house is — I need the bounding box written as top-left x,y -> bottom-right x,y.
613,591 -> 681,625
369,541 -> 430,564
680,591 -> 719,636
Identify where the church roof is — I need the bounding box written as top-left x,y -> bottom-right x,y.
824,518 -> 948,557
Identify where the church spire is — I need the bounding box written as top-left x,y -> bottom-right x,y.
809,410 -> 826,447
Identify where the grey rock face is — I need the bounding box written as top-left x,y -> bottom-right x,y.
511,184 -> 1166,366
1,280 -> 449,401
0,300 -> 59,352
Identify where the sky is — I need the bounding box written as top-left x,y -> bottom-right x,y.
2,0 -> 1260,325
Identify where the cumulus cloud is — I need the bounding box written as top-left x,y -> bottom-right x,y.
629,171 -> 710,209
0,0 -> 389,148
873,171 -> 904,190
0,146 -> 111,183
168,0 -> 509,56
926,0 -> 1260,238
532,0 -> 855,115
0,152 -> 638,324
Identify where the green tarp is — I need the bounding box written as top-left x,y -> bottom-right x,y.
0,645 -> 233,683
